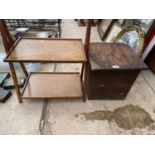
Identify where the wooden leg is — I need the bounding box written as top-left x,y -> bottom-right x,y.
80,63 -> 84,81
20,62 -> 28,77
9,62 -> 22,103
82,62 -> 87,102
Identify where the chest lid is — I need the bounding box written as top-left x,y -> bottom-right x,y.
89,43 -> 148,71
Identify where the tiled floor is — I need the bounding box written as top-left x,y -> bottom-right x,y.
0,19 -> 155,134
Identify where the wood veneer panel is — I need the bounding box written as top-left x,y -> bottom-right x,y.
89,43 -> 147,70
5,38 -> 86,62
22,73 -> 83,99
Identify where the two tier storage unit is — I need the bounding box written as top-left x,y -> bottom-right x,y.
4,38 -> 87,103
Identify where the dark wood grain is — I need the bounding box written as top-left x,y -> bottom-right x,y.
87,43 -> 148,100
89,43 -> 147,70
81,19 -> 92,96
87,65 -> 139,99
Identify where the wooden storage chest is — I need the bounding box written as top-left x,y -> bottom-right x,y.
87,43 -> 148,100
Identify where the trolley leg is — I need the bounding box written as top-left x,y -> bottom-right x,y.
9,62 -> 22,103
20,62 -> 28,77
83,62 -> 87,102
80,63 -> 84,81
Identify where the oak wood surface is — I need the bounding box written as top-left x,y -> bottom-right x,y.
89,43 -> 148,71
22,72 -> 83,99
4,38 -> 86,63
2,20 -> 89,103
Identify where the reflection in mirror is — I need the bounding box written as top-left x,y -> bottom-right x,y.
114,26 -> 145,56
117,30 -> 139,52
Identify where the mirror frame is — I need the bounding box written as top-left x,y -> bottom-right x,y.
114,26 -> 145,56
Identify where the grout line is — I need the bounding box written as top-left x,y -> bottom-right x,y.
39,99 -> 48,133
39,63 -> 57,134
53,63 -> 57,72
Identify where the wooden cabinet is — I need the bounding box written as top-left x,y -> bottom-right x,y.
87,43 -> 147,100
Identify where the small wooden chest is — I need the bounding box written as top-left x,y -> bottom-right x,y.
87,43 -> 148,100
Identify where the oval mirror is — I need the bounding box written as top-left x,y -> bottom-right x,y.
114,26 -> 145,56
